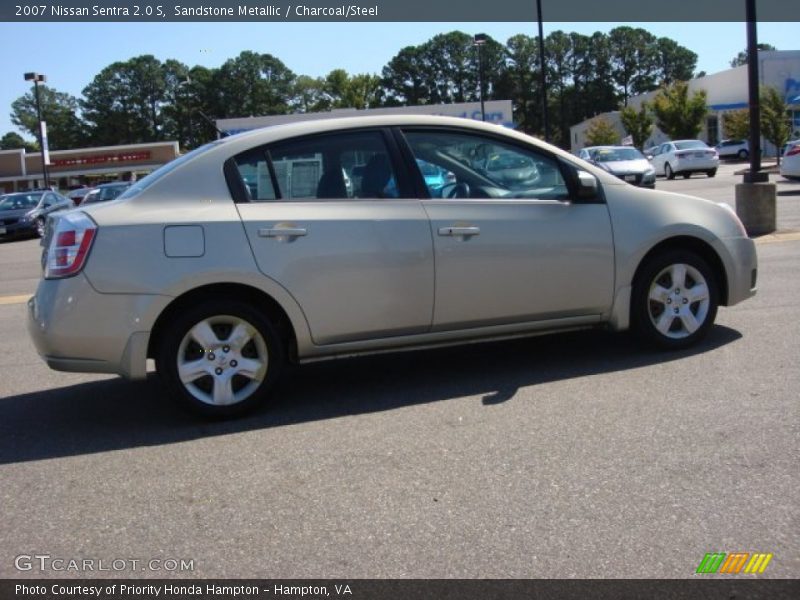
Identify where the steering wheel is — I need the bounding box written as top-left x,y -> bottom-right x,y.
445,182 -> 471,199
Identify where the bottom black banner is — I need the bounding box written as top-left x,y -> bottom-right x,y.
2,579 -> 800,600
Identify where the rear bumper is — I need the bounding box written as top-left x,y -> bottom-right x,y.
27,273 -> 169,380
673,157 -> 719,172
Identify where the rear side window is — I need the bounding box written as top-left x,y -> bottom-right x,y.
232,130 -> 404,201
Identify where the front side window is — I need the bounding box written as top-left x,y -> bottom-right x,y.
402,129 -> 568,200
235,130 -> 402,202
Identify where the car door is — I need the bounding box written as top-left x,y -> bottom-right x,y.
398,128 -> 615,331
232,128 -> 435,346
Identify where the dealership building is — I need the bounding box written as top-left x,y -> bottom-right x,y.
0,141 -> 180,193
570,50 -> 800,153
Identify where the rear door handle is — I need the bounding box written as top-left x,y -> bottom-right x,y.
438,226 -> 480,237
259,227 -> 308,238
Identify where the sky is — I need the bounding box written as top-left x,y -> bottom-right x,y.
0,21 -> 796,139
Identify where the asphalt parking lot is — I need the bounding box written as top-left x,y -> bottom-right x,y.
0,164 -> 798,579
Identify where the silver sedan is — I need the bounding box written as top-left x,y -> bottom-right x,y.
28,116 -> 757,417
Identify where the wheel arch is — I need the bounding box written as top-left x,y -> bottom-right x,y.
631,235 -> 729,306
147,283 -> 299,364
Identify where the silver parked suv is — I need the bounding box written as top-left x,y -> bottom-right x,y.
28,116 -> 758,417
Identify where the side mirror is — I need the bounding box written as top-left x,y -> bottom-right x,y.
576,170 -> 599,201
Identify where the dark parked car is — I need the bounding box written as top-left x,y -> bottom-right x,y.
81,182 -> 131,205
0,191 -> 74,239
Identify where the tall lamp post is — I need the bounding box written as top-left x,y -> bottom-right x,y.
536,0 -> 549,142
473,33 -> 487,121
23,72 -> 50,189
734,0 -> 776,236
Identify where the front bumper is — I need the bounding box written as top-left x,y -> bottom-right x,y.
27,273 -> 170,380
717,236 -> 758,306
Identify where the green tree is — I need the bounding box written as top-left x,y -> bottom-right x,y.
496,34 -> 542,134
82,55 -> 169,145
586,117 -> 620,146
655,37 -> 697,84
608,26 -> 659,105
11,85 -> 86,150
381,45 -> 431,105
721,109 -> 750,140
760,86 -> 791,166
730,43 -> 776,67
212,51 -> 295,119
620,102 -> 654,149
292,75 -> 328,113
652,81 -> 708,139
0,131 -> 38,152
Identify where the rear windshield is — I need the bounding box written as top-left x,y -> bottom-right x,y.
117,140 -> 226,200
674,141 -> 707,150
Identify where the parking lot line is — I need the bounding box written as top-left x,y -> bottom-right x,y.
0,294 -> 31,306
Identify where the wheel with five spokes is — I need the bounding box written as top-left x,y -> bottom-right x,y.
157,299 -> 283,417
632,250 -> 719,349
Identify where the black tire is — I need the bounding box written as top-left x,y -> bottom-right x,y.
35,217 -> 46,238
707,169 -> 717,178
737,149 -> 749,160
665,163 -> 675,180
631,250 -> 719,350
682,172 -> 691,179
156,299 -> 284,418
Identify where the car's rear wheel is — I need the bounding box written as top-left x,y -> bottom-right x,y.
707,169 -> 717,178
665,163 -> 675,180
737,149 -> 749,159
157,300 -> 284,417
682,172 -> 691,179
632,250 -> 719,350
35,217 -> 46,238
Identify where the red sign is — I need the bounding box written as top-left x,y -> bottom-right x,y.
52,151 -> 151,169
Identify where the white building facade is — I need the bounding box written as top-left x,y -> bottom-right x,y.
570,50 -> 800,154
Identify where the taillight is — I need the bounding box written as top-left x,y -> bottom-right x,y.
44,212 -> 97,279
786,145 -> 800,157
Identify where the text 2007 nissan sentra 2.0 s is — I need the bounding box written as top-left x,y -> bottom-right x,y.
28,116 -> 757,417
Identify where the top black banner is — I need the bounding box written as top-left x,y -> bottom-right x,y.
2,0 -> 800,22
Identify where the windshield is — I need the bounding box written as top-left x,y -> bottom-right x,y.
0,193 -> 42,211
674,140 -> 707,150
117,140 -> 226,201
593,148 -> 645,162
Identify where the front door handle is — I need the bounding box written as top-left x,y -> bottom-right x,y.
438,226 -> 480,237
259,226 -> 308,238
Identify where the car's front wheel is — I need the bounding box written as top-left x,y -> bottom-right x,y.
35,217 -> 46,238
632,250 -> 719,350
157,300 -> 284,417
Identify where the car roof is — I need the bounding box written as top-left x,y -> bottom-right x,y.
212,115 -> 570,160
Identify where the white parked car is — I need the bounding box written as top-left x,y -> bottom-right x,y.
715,139 -> 749,160
650,140 -> 719,179
780,140 -> 800,179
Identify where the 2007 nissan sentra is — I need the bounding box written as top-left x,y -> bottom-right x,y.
27,116 -> 758,417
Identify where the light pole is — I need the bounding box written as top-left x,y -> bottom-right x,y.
473,33 -> 487,121
536,0 -> 549,142
23,72 -> 50,189
744,0 -> 766,183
